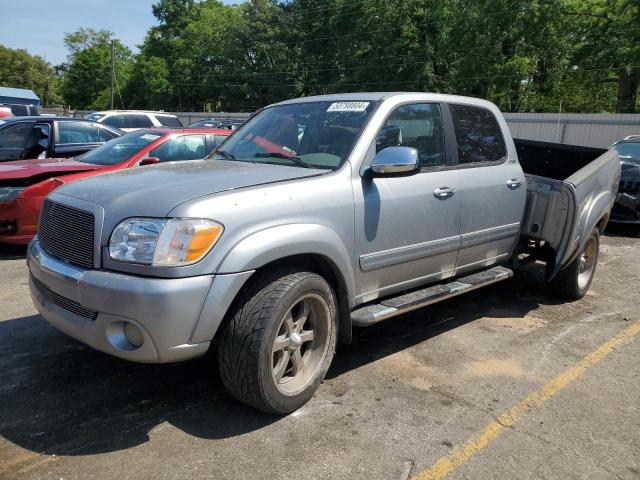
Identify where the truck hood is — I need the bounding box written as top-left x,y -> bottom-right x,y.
0,158 -> 103,182
55,159 -> 326,217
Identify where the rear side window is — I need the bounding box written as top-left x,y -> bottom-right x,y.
377,103 -> 445,168
156,115 -> 182,127
450,105 -> 506,164
102,115 -> 125,129
57,122 -> 104,144
125,114 -> 154,129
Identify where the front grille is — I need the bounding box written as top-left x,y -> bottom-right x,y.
619,180 -> 640,195
31,275 -> 97,320
39,199 -> 95,269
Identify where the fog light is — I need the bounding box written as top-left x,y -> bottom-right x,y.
123,322 -> 144,347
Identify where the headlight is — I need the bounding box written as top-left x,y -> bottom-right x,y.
109,218 -> 223,266
0,187 -> 24,204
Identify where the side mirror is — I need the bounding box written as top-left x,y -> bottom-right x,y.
368,147 -> 419,177
140,157 -> 160,166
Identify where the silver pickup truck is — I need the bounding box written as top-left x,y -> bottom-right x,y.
27,93 -> 620,414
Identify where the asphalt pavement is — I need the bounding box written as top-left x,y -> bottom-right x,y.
1,226 -> 638,480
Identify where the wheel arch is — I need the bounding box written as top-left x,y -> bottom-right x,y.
198,224 -> 355,345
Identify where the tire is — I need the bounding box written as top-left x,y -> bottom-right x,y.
549,228 -> 600,300
217,267 -> 337,414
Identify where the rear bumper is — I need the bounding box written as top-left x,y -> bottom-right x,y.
0,196 -> 43,244
27,239 -> 252,363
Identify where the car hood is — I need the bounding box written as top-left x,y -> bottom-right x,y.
55,159 -> 326,218
0,158 -> 103,180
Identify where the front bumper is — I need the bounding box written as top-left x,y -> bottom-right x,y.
27,239 -> 252,363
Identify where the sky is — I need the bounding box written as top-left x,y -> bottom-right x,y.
0,0 -> 236,66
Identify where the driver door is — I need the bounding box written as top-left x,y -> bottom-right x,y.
0,121 -> 36,161
352,103 -> 462,303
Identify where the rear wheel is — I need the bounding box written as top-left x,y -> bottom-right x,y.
549,228 -> 599,300
217,268 -> 336,414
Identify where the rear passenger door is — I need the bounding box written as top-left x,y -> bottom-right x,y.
447,103 -> 526,274
54,121 -> 113,157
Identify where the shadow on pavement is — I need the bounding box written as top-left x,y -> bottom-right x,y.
0,263 -> 561,457
604,222 -> 639,238
0,243 -> 27,261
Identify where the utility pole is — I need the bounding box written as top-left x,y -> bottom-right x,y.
556,99 -> 563,143
110,40 -> 115,110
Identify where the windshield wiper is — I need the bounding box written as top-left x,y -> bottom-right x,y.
254,152 -> 315,169
217,149 -> 236,160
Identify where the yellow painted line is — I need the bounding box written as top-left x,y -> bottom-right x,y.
413,319 -> 640,480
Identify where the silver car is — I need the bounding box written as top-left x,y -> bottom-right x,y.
28,93 -> 619,413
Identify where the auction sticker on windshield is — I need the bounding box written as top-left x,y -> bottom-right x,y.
327,102 -> 370,112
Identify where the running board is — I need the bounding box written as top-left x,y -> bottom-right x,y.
351,266 -> 513,326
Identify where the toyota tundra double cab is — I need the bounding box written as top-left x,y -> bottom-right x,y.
27,93 -> 620,413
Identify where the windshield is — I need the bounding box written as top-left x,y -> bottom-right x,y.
613,142 -> 640,163
78,131 -> 163,165
209,100 -> 377,170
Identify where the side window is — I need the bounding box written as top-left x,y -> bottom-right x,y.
376,103 -> 445,168
57,122 -> 103,144
0,122 -> 35,148
449,104 -> 507,164
156,115 -> 182,127
102,115 -> 125,129
97,127 -> 117,141
126,114 -> 154,129
149,135 -> 207,162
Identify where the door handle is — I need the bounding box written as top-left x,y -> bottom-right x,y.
506,178 -> 522,189
433,186 -> 455,198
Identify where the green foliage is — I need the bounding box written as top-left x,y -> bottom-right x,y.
61,29 -> 133,109
0,45 -> 61,106
565,0 -> 640,112
6,0 -> 638,113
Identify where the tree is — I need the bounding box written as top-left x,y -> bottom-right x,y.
61,29 -> 133,109
0,44 -> 62,106
566,0 -> 640,112
123,56 -> 172,109
50,0 -> 635,113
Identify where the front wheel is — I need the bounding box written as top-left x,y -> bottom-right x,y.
217,268 -> 337,414
549,228 -> 600,300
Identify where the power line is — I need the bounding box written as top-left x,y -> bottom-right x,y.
167,65 -> 640,90
160,22 -> 640,79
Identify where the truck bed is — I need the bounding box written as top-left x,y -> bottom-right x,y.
514,139 -> 619,276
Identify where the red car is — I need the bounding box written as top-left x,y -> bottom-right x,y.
0,128 -> 231,244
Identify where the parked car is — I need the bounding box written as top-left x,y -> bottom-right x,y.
0,128 -> 230,244
0,116 -> 122,162
0,103 -> 39,116
85,110 -> 183,131
28,93 -> 619,414
189,118 -> 246,130
609,135 -> 640,224
0,87 -> 40,116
